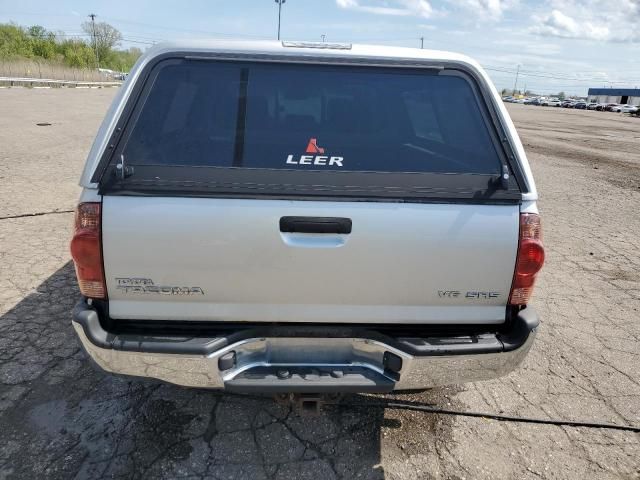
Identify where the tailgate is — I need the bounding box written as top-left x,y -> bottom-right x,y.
103,197 -> 519,324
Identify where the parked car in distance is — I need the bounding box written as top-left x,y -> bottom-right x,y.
612,104 -> 638,113
97,68 -> 127,81
540,98 -> 559,106
586,103 -> 599,110
573,102 -> 587,109
604,103 -> 620,112
561,100 -> 575,108
70,40 -> 544,395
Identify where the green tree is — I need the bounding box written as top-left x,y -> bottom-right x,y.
81,21 -> 122,67
0,24 -> 32,58
28,25 -> 56,59
27,25 -> 47,38
58,39 -> 95,68
557,91 -> 566,100
108,47 -> 142,71
1,21 -> 140,74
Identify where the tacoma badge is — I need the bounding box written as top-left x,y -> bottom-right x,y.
116,278 -> 204,295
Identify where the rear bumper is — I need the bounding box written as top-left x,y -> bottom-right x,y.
72,301 -> 539,393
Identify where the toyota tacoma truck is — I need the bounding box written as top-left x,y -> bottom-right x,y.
70,40 -> 544,394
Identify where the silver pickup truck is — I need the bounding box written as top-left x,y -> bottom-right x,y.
70,40 -> 544,395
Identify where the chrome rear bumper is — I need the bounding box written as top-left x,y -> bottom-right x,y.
72,302 -> 538,392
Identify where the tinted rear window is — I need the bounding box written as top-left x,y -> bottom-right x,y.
123,60 -> 502,174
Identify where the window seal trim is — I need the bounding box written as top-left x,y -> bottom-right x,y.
99,165 -> 521,203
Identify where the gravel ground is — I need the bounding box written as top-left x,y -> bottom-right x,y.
0,88 -> 639,480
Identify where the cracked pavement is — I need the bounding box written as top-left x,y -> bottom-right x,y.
0,88 -> 639,479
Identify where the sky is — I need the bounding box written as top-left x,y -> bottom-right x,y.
2,0 -> 639,95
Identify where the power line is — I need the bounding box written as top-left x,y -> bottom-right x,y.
98,16 -> 269,39
118,38 -> 157,45
51,32 -> 157,45
484,66 -> 637,85
487,66 -> 635,83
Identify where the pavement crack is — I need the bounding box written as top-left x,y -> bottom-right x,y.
203,399 -> 220,444
0,209 -> 74,221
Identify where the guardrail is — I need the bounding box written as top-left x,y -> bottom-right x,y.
0,77 -> 122,88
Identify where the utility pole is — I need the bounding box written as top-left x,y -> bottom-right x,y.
512,64 -> 520,95
321,34 -> 326,42
420,36 -> 424,49
275,0 -> 286,40
88,13 -> 99,68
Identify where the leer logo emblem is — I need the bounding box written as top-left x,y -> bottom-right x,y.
286,138 -> 344,167
305,137 -> 325,154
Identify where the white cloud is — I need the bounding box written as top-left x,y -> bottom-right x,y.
335,0 -> 521,21
335,0 -> 434,18
449,0 -> 518,21
531,0 -> 640,42
532,9 -> 610,40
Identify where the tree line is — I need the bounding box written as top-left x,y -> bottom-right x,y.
0,22 -> 142,72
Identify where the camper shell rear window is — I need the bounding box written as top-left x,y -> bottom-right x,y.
98,57 -> 522,202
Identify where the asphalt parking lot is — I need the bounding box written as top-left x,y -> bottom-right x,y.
0,88 -> 639,480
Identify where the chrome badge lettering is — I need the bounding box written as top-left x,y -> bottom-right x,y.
465,291 -> 500,299
438,290 -> 500,300
116,278 -> 205,295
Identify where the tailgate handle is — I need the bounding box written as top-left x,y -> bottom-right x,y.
280,216 -> 352,234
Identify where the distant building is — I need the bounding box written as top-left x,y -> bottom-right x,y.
587,88 -> 640,105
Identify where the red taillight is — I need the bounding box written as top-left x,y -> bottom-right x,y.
70,202 -> 105,299
509,213 -> 545,306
